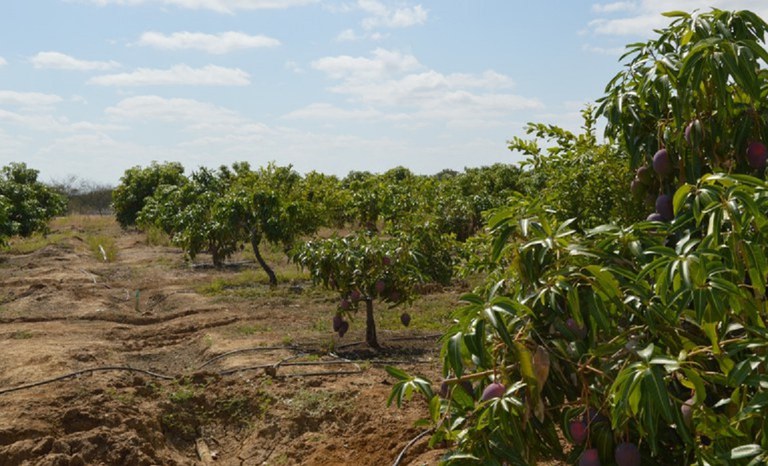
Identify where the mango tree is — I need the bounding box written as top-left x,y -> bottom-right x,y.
341,168 -> 426,232
295,221 -> 457,348
508,107 -> 644,229
342,171 -> 385,231
426,164 -> 529,241
0,162 -> 66,238
138,166 -> 240,267
390,174 -> 768,465
113,161 -> 187,228
0,197 -> 11,246
388,9 -> 768,465
224,163 -> 321,287
377,167 -> 424,229
302,171 -> 351,228
294,233 -> 424,348
597,9 -> 768,219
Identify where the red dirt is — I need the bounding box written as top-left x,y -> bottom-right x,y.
0,221 -> 446,465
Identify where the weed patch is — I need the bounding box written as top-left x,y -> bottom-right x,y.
9,330 -> 34,339
86,235 -> 118,262
159,377 -> 273,442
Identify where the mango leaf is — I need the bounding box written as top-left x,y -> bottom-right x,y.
731,445 -> 763,460
661,10 -> 690,18
727,356 -> 763,387
673,183 -> 695,215
682,368 -> 706,404
385,365 -> 410,381
484,307 -> 514,349
585,265 -> 621,300
637,343 -> 655,362
429,394 -> 441,424
647,366 -> 674,423
448,332 -> 465,378
702,322 -> 721,354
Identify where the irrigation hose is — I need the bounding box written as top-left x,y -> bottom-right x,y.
0,355 -> 432,395
0,366 -> 174,396
392,429 -> 434,466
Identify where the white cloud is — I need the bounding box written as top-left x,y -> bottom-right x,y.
0,90 -> 124,136
307,49 -> 542,126
0,91 -> 63,107
312,48 -> 421,79
285,60 -> 304,73
336,29 -> 359,42
588,1 -> 768,36
588,15 -> 667,36
88,64 -> 250,86
105,95 -> 243,123
335,28 -> 388,42
0,108 -> 125,134
331,1 -> 423,44
582,44 -> 625,55
0,129 -> 26,158
74,0 -> 318,14
30,52 -> 121,71
0,57 -> 6,67
357,0 -> 427,29
137,31 -> 280,54
369,32 -> 388,41
591,2 -> 637,13
283,103 -> 381,120
323,68 -> 522,108
36,134 -> 174,183
106,96 -> 276,145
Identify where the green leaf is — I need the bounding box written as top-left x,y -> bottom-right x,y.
585,265 -> 621,300
448,332 -> 464,378
385,365 -> 410,381
461,293 -> 485,306
429,394 -> 441,423
637,343 -> 654,361
702,322 -> 721,354
727,356 -> 762,387
661,10 -> 689,18
650,357 -> 679,371
647,366 -> 674,422
682,368 -> 707,404
673,184 -> 694,216
387,381 -> 404,407
731,445 -> 763,460
514,341 -> 537,400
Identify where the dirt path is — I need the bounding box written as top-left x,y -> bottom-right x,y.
0,220 -> 445,465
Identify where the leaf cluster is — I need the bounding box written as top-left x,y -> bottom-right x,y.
0,162 -> 66,242
112,161 -> 186,228
395,173 -> 768,465
508,107 -> 645,229
598,9 -> 768,185
136,162 -> 322,278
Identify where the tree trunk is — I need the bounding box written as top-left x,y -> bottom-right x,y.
250,233 -> 277,287
211,242 -> 223,268
365,298 -> 380,348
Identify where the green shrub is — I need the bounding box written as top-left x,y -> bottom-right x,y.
113,161 -> 186,228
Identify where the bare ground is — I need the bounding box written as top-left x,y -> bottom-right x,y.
0,217 -> 451,466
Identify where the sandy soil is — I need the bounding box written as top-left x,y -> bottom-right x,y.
0,218 -> 448,466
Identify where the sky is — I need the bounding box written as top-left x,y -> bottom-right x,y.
1,1 -> 767,185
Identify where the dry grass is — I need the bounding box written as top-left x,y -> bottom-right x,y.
86,235 -> 119,262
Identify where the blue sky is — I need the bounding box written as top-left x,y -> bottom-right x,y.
1,1 -> 766,184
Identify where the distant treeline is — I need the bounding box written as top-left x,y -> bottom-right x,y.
48,176 -> 114,215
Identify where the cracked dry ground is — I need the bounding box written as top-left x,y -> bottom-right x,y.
0,218 -> 448,466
